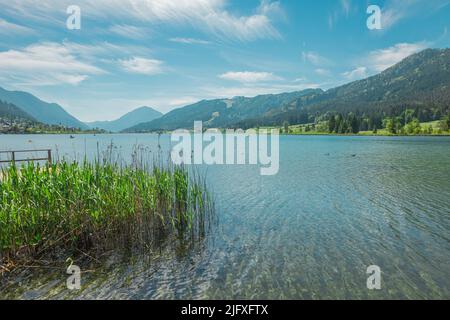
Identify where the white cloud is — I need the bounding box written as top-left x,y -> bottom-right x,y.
302,51 -> 331,66
342,67 -> 367,80
0,19 -> 34,35
258,0 -> 284,17
342,42 -> 428,81
0,42 -> 103,86
0,0 -> 283,42
119,57 -> 164,75
367,42 -> 427,72
293,77 -> 307,82
169,37 -> 210,45
219,71 -> 282,83
315,68 -> 332,77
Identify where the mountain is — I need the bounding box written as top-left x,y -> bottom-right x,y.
239,48 -> 450,127
125,48 -> 450,132
124,90 -> 322,132
301,48 -> 450,113
0,100 -> 36,121
87,106 -> 162,132
0,86 -> 88,129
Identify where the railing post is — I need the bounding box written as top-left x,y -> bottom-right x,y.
11,151 -> 15,163
47,149 -> 52,164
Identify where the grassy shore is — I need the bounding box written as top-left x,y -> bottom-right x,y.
0,157 -> 213,274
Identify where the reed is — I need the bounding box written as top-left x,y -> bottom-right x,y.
0,152 -> 213,271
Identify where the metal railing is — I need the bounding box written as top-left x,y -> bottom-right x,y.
0,149 -> 52,164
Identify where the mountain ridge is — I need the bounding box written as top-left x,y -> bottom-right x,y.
0,100 -> 36,121
124,89 -> 322,132
86,106 -> 162,132
0,87 -> 88,129
124,48 -> 450,132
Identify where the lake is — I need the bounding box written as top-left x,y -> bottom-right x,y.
0,134 -> 449,299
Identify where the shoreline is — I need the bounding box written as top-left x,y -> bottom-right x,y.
2,132 -> 450,137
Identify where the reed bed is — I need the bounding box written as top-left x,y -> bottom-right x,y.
0,153 -> 213,272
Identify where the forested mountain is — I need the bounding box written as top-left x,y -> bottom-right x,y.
0,100 -> 105,134
124,90 -> 322,132
237,48 -> 450,129
308,48 -> 450,115
86,106 -> 162,132
0,100 -> 36,121
0,86 -> 88,129
124,48 -> 450,132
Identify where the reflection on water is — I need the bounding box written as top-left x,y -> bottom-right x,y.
1,134 -> 449,299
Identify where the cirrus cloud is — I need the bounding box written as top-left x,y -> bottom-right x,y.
381,0 -> 450,30
219,71 -> 282,83
169,37 -> 211,45
108,24 -> 151,40
0,0 -> 283,42
0,18 -> 34,35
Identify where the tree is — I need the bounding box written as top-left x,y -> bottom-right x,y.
438,119 -> 449,132
335,114 -> 343,133
283,121 -> 290,134
360,118 -> 369,131
337,119 -> 346,134
403,109 -> 416,124
348,113 -> 360,134
405,118 -> 421,135
384,118 -> 392,133
328,116 -> 336,133
394,117 -> 403,134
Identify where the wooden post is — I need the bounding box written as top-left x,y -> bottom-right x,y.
11,151 -> 15,163
47,149 -> 52,164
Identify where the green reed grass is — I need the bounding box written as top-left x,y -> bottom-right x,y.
0,156 -> 213,268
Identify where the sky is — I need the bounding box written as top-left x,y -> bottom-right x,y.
0,0 -> 449,122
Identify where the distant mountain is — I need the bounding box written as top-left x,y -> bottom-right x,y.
87,106 -> 162,132
0,100 -> 36,121
240,48 -> 450,127
124,90 -> 322,132
0,86 -> 88,129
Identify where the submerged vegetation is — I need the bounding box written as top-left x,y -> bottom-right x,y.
0,153 -> 213,274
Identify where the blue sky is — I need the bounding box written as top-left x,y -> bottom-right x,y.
0,0 -> 449,121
